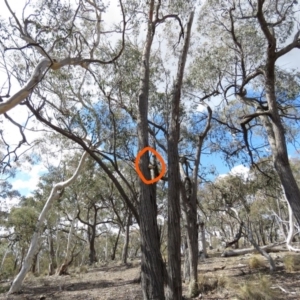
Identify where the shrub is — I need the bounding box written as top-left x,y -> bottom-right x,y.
188,280 -> 199,298
237,275 -> 279,300
75,265 -> 88,274
0,285 -> 10,294
197,274 -> 229,294
248,255 -> 265,269
283,254 -> 300,272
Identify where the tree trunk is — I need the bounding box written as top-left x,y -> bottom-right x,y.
255,46 -> 300,227
137,2 -> 165,299
225,222 -> 243,249
48,228 -> 57,275
31,252 -> 38,274
122,212 -> 131,264
89,228 -> 97,265
0,246 -> 10,273
246,223 -> 276,272
183,236 -> 190,282
8,151 -> 89,294
199,222 -> 207,258
283,190 -> 300,252
166,12 -> 194,300
111,227 -> 121,261
221,244 -> 286,257
57,212 -> 77,275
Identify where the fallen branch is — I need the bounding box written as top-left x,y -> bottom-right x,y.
221,242 -> 286,257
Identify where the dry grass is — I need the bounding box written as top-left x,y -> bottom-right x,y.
237,274 -> 279,300
75,265 -> 88,274
197,273 -> 229,295
188,280 -> 198,298
2,254 -> 300,299
248,255 -> 265,269
283,254 -> 300,272
24,271 -> 39,283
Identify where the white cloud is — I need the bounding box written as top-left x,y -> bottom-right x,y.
0,196 -> 20,213
196,94 -> 223,112
218,164 -> 250,181
230,165 -> 249,177
11,164 -> 47,194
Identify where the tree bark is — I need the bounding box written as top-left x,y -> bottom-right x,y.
89,228 -> 97,265
236,3 -> 300,229
111,227 -> 121,261
48,227 -> 57,275
221,244 -> 286,257
136,2 -> 165,299
0,246 -> 10,273
183,236 -> 190,282
31,251 -> 39,274
282,188 -> 300,252
57,211 -> 77,275
199,222 -> 207,258
166,11 -> 194,300
122,212 -> 131,264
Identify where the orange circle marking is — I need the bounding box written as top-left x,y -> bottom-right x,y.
135,147 -> 166,184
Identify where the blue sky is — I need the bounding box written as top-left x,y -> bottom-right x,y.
1,0 -> 300,200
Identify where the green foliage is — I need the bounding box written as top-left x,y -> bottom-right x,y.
0,254 -> 15,279
0,285 -> 10,294
9,206 -> 38,239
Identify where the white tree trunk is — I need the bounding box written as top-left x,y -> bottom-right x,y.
283,186 -> 300,252
200,222 -> 207,258
8,151 -> 89,294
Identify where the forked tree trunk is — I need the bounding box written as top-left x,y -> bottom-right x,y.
57,213 -> 76,276
8,151 -> 89,294
89,228 -> 97,265
137,2 -> 165,299
111,228 -> 121,261
282,188 -> 300,252
237,10 -> 300,229
166,12 -> 194,300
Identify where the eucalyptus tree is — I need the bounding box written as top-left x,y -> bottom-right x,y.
0,0 -> 126,115
197,0 -> 300,225
90,1 -> 197,298
70,158 -> 130,265
1,0 -> 210,299
8,149 -> 90,294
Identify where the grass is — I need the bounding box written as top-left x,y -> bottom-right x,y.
75,265 -> 88,274
283,254 -> 300,272
248,255 -> 265,269
197,274 -> 229,295
237,274 -> 279,300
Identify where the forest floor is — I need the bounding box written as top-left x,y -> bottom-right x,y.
0,250 -> 300,299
